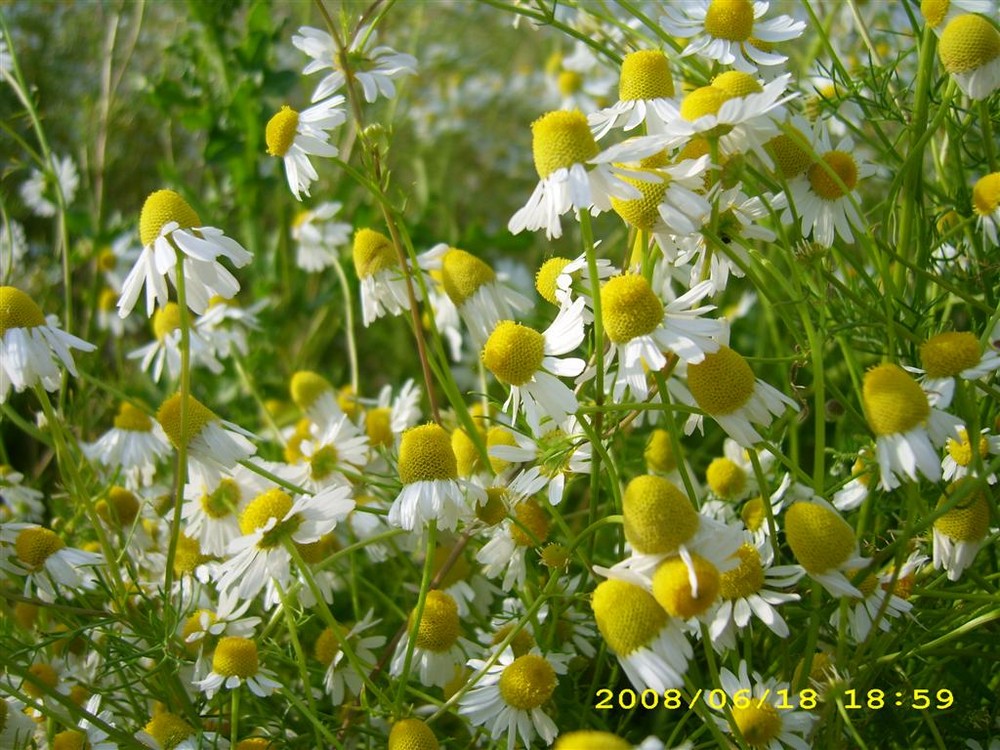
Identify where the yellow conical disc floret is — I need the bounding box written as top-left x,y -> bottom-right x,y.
265,106 -> 300,157
498,653 -> 557,709
741,497 -> 766,532
622,474 -> 699,554
808,151 -> 858,200
113,401 -> 153,432
0,286 -> 46,335
610,169 -> 669,231
487,426 -> 518,473
140,190 -> 201,247
52,729 -> 87,750
15,526 -> 64,569
555,731 -> 632,750
235,740 -> 273,750
536,257 -> 570,305
601,274 -> 664,343
712,71 -> 763,98
156,393 -> 217,449
939,14 -> 1000,73
934,480 -> 990,541
921,331 -> 981,377
704,0 -> 755,41
352,228 -> 397,279
388,718 -> 440,750
314,623 -> 344,666
785,501 -> 856,573
732,701 -> 783,748
766,128 -> 813,179
145,713 -> 195,750
366,407 -> 393,448
720,543 -> 765,599
212,636 -> 259,678
173,534 -> 208,575
411,590 -> 460,652
451,427 -> 481,477
441,249 -> 495,305
591,578 -> 668,654
398,424 -> 458,484
96,486 -> 140,526
23,662 -> 58,698
706,457 -> 747,499
477,487 -> 508,526
531,110 -> 600,179
239,488 -> 294,536
645,428 -> 677,473
290,370 -> 332,411
973,173 -> 1000,216
652,554 -> 721,619
862,364 -> 929,436
152,302 -> 182,341
619,50 -> 674,101
687,346 -> 756,415
921,0 -> 950,27
557,69 -> 583,96
510,498 -> 550,547
482,321 -> 545,386
680,85 -> 732,122
946,428 -> 989,467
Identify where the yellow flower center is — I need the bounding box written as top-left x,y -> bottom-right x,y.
482,320 -> 545,386
235,740 -> 273,750
139,190 -> 201,247
239,488 -> 297,547
441,248 -> 496,305
309,444 -> 340,480
644,428 -> 677,473
712,71 -> 763,98
680,85 -> 732,122
766,129 -> 813,179
491,623 -> 536,658
921,331 -> 981,377
939,13 -> 1000,73
0,286 -> 46,335
785,501 -> 856,574
265,105 -> 300,157
862,363 -> 929,436
601,274 -> 665,343
152,302 -> 182,341
498,653 -> 557,710
181,609 -> 218,646
398,423 -> 458,483
920,0 -> 949,27
156,393 -> 217,449
687,346 -> 757,415
15,526 -> 65,570
704,0 -> 755,41
98,287 -> 117,312
314,623 -> 344,666
96,486 -> 140,527
536,257 -> 570,305
557,69 -> 583,96
290,370 -> 332,411
592,578 -> 669,655
946,429 -> 989,467
477,487 -> 509,526
201,477 -> 241,519
934,481 -> 990,541
720,543 -> 765,599
173,534 -> 208,575
619,50 -> 675,101
531,110 -> 600,179
144,713 -> 195,750
807,151 -> 858,200
706,457 -> 747,499
732,701 -> 783,747
113,401 -> 153,432
652,554 -> 721,619
973,173 -> 1000,216
622,474 -> 699,554
610,169 -> 670,231
52,729 -> 88,750
352,228 -> 397,279
451,427 -> 481,477
848,568 -> 879,598
388,718 -> 440,750
555,731 -> 632,750
486,426 -> 519,474
411,590 -> 460,652
510,498 -> 550,547
212,636 -> 259,678
366,407 -> 394,448
540,542 -> 570,568
24,662 -> 59,698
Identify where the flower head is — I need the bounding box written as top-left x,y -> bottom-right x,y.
266,98 -> 345,200
938,14 -> 1000,99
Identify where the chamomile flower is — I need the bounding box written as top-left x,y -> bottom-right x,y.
292,24 -> 417,104
833,561 -> 913,643
0,465 -> 44,521
314,609 -> 385,705
938,13 -> 1000,99
555,732 -> 677,750
136,712 -> 223,750
508,109 -> 669,239
918,330 -> 1000,405
591,577 -> 692,691
0,523 -> 102,599
685,345 -> 798,447
265,99 -> 346,200
602,275 -> 724,402
194,296 -> 265,361
932,478 -> 992,581
921,0 -> 997,32
294,414 -> 370,490
388,719 -> 440,750
118,190 -> 252,318
973,172 -> 1000,245
784,497 -> 869,597
179,589 -> 260,655
476,498 -> 550,590
780,127 -> 876,248
195,636 -> 280,699
127,303 -> 223,383
608,153 -> 712,237
391,590 -> 469,687
181,465 -> 268,557
215,484 -> 354,600
1,219 -> 27,281
705,439 -> 773,502
712,661 -> 815,750
155,393 -> 257,484
0,286 -> 96,403
291,202 -> 352,272
289,370 -> 345,429
943,428 -> 1000,482
589,49 -> 676,139
535,252 -> 614,323
0,694 -> 34,748
361,378 -> 422,452
390,423 -> 483,532
52,695 -> 117,750
832,452 -> 878,511
482,299 -> 586,433
352,227 -> 415,327
20,154 -> 79,218
459,647 -> 568,750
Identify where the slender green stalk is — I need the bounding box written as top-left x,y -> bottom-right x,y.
330,254 -> 360,394
393,521 -> 437,715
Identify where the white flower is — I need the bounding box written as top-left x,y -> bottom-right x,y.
712,661 -> 815,750
943,428 -> 1000,483
0,219 -> 27,281
589,49 -> 677,139
295,413 -> 370,489
181,464 -> 269,557
194,636 -> 281,699
973,172 -> 1000,247
784,496 -> 870,598
265,98 -> 346,200
0,523 -> 102,600
316,609 -> 385,705
127,303 -> 224,383
291,201 -> 352,272
82,401 -> 171,489
833,560 -> 914,643
938,13 -> 1000,100
20,154 -> 79,217
932,478 -> 991,581
390,590 -> 469,688
352,227 -> 417,327
921,0 -> 997,32
0,466 -> 45,521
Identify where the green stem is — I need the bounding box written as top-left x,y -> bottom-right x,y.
393,521 -> 437,716
330,255 -> 360,394
229,685 -> 240,748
